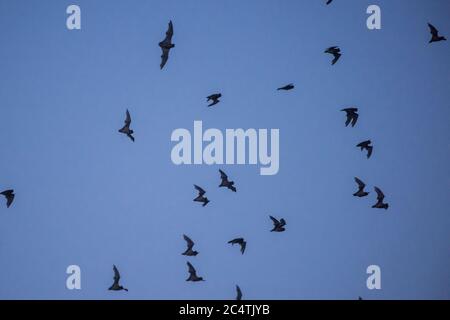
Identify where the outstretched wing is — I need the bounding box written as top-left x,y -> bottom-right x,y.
1,190 -> 14,207
351,112 -> 358,127
428,23 -> 438,37
374,187 -> 384,201
113,265 -> 121,282
269,215 -> 280,226
165,21 -> 174,43
240,241 -> 246,254
357,141 -> 368,148
326,46 -> 339,52
219,169 -> 228,180
228,238 -> 243,245
160,48 -> 170,69
345,113 -> 353,126
354,177 -> 366,189
0,189 -> 13,196
236,285 -> 242,300
6,194 -> 14,208
183,234 -> 195,250
124,109 -> 131,126
367,146 -> 373,158
187,261 -> 196,275
194,185 -> 206,196
331,52 -> 341,65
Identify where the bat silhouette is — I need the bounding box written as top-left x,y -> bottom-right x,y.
219,169 -> 236,192
182,234 -> 199,256
193,185 -> 210,207
353,177 -> 369,197
159,20 -> 175,69
428,23 -> 446,43
0,189 -> 14,208
325,46 -> 341,65
228,238 -> 246,254
357,140 -> 373,159
269,216 -> 286,232
207,93 -> 222,107
108,265 -> 128,292
372,187 -> 389,210
236,285 -> 243,300
186,262 -> 204,282
277,83 -> 294,91
341,108 -> 359,127
118,109 -> 135,142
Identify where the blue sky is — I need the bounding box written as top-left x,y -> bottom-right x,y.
0,0 -> 449,299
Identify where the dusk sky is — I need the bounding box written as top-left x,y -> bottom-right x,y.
0,0 -> 449,299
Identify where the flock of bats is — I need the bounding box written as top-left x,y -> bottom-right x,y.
1,1 -> 446,300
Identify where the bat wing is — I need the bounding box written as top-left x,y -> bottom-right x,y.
367,146 -> 373,158
374,187 -> 385,201
269,215 -> 280,226
351,112 -> 358,126
332,53 -> 341,65
219,169 -> 228,180
160,48 -> 169,69
356,141 -> 366,148
240,241 -> 246,254
124,109 -> 131,126
428,23 -> 438,37
194,185 -> 206,196
354,177 -> 366,189
187,261 -> 196,275
165,21 -> 174,42
113,265 -> 121,282
183,234 -> 195,249
236,285 -> 242,300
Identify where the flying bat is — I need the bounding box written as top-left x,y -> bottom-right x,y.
186,261 -> 204,282
269,216 -> 286,232
228,238 -> 246,254
182,234 -> 198,256
118,109 -> 135,142
372,187 -> 389,210
207,93 -> 222,107
325,46 -> 341,65
357,140 -> 373,159
108,265 -> 128,292
341,108 -> 359,127
219,169 -> 236,192
428,23 -> 446,43
277,83 -> 294,91
193,185 -> 210,207
159,20 -> 175,69
353,177 -> 369,197
0,189 -> 14,208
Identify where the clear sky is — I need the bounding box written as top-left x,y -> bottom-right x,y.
0,0 -> 449,300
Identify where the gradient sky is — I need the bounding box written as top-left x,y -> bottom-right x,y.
0,0 -> 449,300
